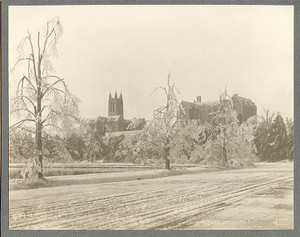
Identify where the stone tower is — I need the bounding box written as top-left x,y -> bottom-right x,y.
108,92 -> 124,119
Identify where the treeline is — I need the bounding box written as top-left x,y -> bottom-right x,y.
9,95 -> 294,168
9,121 -> 126,164
8,111 -> 294,166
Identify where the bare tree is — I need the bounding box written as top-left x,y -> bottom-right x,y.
151,73 -> 181,169
124,73 -> 187,169
10,17 -> 80,179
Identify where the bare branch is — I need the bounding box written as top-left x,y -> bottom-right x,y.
27,30 -> 38,83
17,75 -> 37,93
43,87 -> 66,99
43,75 -> 64,82
16,86 -> 36,95
37,31 -> 43,80
47,30 -> 58,55
9,126 -> 35,134
38,31 -> 41,60
41,25 -> 55,57
41,105 -> 49,113
10,57 -> 33,73
41,110 -> 61,124
10,108 -> 36,117
16,36 -> 29,51
13,95 -> 37,113
9,118 -> 36,129
65,114 -> 82,123
154,106 -> 166,115
153,87 -> 168,97
42,123 -> 61,131
41,76 -> 66,98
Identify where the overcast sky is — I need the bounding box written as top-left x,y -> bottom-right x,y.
9,5 -> 294,120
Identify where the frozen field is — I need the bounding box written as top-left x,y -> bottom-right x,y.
9,162 -> 293,230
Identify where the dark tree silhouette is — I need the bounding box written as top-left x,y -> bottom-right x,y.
254,110 -> 291,162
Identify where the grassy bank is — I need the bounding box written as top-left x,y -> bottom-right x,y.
9,162 -> 201,179
10,166 -> 222,191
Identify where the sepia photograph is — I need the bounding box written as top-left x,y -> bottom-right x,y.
6,4 -> 294,231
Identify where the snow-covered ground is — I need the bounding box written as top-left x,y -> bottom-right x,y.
9,162 -> 293,230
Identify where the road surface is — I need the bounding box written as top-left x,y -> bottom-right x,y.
9,162 -> 293,230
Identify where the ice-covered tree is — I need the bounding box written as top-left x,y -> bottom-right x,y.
10,18 -> 80,179
83,120 -> 104,162
121,73 -> 186,169
170,120 -> 208,163
126,118 -> 146,131
204,89 -> 239,166
203,89 -> 257,167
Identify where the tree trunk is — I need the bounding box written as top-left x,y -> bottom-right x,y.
35,87 -> 44,179
163,146 -> 171,170
36,121 -> 43,178
222,146 -> 228,167
165,158 -> 170,170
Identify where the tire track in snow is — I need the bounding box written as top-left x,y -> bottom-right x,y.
9,165 -> 293,230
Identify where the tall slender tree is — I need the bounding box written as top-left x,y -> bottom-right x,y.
120,73 -> 187,169
10,17 -> 80,179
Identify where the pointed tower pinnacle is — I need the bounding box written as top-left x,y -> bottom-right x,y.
119,92 -> 123,99
114,91 -> 118,99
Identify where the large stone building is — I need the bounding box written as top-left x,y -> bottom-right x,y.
231,94 -> 257,123
93,92 -> 146,135
181,94 -> 257,124
93,92 -> 256,135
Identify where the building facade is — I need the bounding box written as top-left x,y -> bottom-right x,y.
231,94 -> 257,124
181,94 -> 257,124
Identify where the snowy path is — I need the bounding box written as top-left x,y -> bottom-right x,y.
9,162 -> 293,230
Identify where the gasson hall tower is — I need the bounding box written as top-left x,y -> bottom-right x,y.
108,92 -> 124,131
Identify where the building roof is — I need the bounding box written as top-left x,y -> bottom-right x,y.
181,100 -> 219,109
194,100 -> 220,106
232,94 -> 255,106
